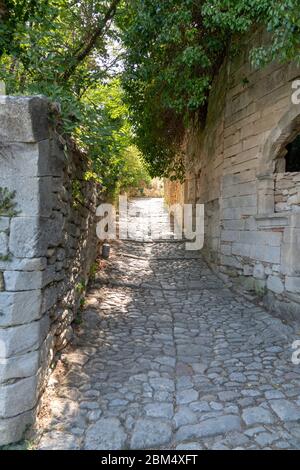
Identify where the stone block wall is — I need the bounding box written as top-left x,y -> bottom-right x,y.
165,30 -> 300,321
0,96 -> 100,445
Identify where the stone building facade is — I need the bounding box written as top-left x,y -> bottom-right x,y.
165,31 -> 300,321
0,96 -> 100,445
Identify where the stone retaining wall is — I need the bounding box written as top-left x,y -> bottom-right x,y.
165,30 -> 300,321
0,96 -> 100,445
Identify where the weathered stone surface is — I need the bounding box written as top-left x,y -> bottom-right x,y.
176,415 -> 242,440
0,96 -> 49,142
9,217 -> 45,258
85,418 -> 127,450
0,257 -> 47,272
0,140 -> 59,178
0,176 -> 53,217
38,432 -> 80,450
269,400 -> 300,422
0,410 -> 34,446
0,232 -> 8,257
174,407 -> 197,428
0,375 -> 38,418
131,419 -> 172,449
285,277 -> 300,293
229,372 -> 247,383
267,276 -> 284,294
0,316 -> 49,357
253,264 -> 266,280
4,271 -> 43,292
177,389 -> 198,404
242,406 -> 275,426
218,391 -> 239,401
0,291 -> 42,326
145,403 -> 173,419
176,442 -> 203,450
149,377 -> 174,392
0,350 -> 39,382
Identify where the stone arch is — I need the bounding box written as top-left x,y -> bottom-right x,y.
259,105 -> 300,176
257,105 -> 300,215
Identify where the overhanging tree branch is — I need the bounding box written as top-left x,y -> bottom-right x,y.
61,0 -> 121,82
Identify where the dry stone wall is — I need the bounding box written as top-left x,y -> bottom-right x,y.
0,96 -> 100,445
165,31 -> 300,321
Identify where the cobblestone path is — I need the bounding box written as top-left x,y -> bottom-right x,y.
35,198 -> 300,450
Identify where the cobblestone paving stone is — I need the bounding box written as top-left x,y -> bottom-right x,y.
35,198 -> 300,450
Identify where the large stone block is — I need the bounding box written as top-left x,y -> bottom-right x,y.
267,275 -> 284,294
222,219 -> 245,230
0,96 -> 49,142
0,410 -> 34,446
223,206 -> 257,220
231,242 -> 252,257
0,257 -> 47,272
0,375 -> 38,418
285,276 -> 300,293
9,217 -> 47,258
250,244 -> 281,264
0,350 -> 39,383
221,254 -> 242,269
0,176 -> 53,217
0,140 -> 52,177
0,290 -> 42,326
239,230 -> 282,247
221,230 -> 240,242
283,227 -> 300,244
4,270 -> 43,292
222,181 -> 257,199
222,194 -> 257,209
0,315 -> 49,358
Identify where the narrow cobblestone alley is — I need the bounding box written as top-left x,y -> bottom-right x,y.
35,198 -> 300,450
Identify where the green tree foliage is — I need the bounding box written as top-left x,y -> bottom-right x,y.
0,0 -> 151,196
120,0 -> 300,178
117,145 -> 151,195
1,1 -> 299,184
